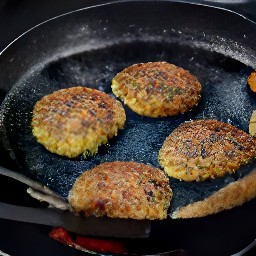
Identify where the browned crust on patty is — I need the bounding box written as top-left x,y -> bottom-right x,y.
171,169 -> 256,219
68,161 -> 172,220
32,86 -> 126,158
111,62 -> 202,118
159,119 -> 256,181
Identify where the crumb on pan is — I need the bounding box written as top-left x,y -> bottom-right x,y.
32,86 -> 126,158
159,119 -> 256,181
68,161 -> 172,220
111,61 -> 202,118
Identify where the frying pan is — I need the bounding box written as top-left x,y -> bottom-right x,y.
1,0 -> 256,255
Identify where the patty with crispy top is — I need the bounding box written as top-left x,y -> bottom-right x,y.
111,62 -> 202,118
68,161 -> 172,220
32,86 -> 126,158
159,119 -> 256,182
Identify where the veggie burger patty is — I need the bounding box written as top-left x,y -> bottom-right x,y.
32,86 -> 126,158
111,61 -> 202,118
159,119 -> 256,182
68,161 -> 172,220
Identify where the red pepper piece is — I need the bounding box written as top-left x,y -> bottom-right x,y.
49,227 -> 75,246
49,227 -> 127,254
76,236 -> 127,254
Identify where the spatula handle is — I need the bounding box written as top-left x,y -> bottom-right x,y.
0,201 -> 151,238
0,165 -> 69,209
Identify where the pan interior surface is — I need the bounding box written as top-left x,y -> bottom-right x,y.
1,39 -> 256,213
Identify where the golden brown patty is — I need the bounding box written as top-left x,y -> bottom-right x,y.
159,119 -> 256,181
32,87 -> 126,158
171,169 -> 256,219
111,61 -> 202,118
68,161 -> 172,220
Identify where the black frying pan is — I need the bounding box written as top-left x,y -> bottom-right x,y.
1,1 -> 256,255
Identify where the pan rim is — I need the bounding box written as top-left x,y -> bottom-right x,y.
0,0 -> 255,57
0,0 -> 256,212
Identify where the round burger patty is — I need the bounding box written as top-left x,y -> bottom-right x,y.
32,86 -> 126,158
159,119 -> 256,182
68,161 -> 172,220
111,61 -> 202,118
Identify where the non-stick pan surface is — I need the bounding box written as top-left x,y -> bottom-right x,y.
1,1 -> 256,255
1,40 -> 256,211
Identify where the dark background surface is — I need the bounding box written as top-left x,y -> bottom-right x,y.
0,0 -> 256,256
